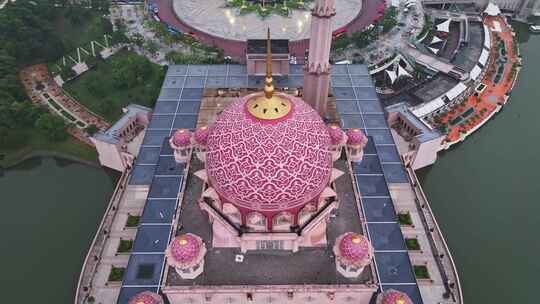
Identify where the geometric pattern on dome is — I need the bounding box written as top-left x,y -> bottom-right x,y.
378,289 -> 414,304
334,232 -> 373,267
327,124 -> 344,145
166,233 -> 206,269
128,291 -> 163,304
346,128 -> 368,146
172,129 -> 192,147
194,126 -> 210,145
206,94 -> 332,212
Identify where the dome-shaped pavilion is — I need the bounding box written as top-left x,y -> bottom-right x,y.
165,233 -> 207,279
194,126 -> 210,146
333,232 -> 373,278
170,129 -> 192,162
346,128 -> 368,161
346,128 -> 367,146
128,291 -> 163,304
171,129 -> 192,147
327,125 -> 344,146
376,289 -> 414,304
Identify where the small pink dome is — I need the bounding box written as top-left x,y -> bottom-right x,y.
172,129 -> 192,147
166,234 -> 206,268
128,291 -> 163,304
334,232 -> 373,266
194,126 -> 210,145
346,128 -> 367,146
327,125 -> 344,145
377,289 -> 414,304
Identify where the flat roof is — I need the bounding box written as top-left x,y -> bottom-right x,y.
118,64 -> 424,304
166,158 -> 371,286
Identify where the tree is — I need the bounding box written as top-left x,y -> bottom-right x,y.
85,124 -> 99,136
35,113 -> 68,142
86,74 -> 106,98
144,40 -> 160,55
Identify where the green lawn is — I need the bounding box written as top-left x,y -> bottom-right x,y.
414,265 -> 430,279
405,238 -> 421,251
117,239 -> 134,253
0,127 -> 97,168
108,267 -> 125,282
398,212 -> 413,226
64,50 -> 165,122
126,214 -> 140,228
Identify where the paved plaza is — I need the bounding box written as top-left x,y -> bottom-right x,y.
172,0 -> 362,41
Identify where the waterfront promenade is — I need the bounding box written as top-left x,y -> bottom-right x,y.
440,16 -> 520,147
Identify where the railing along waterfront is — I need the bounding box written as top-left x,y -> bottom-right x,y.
406,166 -> 464,304
74,168 -> 131,304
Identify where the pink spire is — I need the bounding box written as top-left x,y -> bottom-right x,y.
303,0 -> 336,117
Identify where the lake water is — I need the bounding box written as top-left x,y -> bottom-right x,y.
0,157 -> 118,303
418,27 -> 540,303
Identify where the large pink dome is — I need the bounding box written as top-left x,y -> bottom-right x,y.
377,289 -> 414,304
128,291 -> 163,304
206,93 -> 332,213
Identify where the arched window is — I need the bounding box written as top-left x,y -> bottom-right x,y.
272,212 -> 293,231
246,212 -> 267,231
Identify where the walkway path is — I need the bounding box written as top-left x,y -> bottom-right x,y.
19,64 -> 111,145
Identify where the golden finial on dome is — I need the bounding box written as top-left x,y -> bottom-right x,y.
246,28 -> 292,120
264,27 -> 274,99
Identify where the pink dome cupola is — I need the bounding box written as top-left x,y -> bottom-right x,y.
345,128 -> 368,161
194,126 -> 210,146
327,124 -> 345,161
165,233 -> 207,279
376,289 -> 414,304
169,129 -> 192,163
333,232 -> 373,278
128,291 -> 163,304
193,126 -> 210,163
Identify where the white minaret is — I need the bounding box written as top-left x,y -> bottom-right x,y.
303,0 -> 336,118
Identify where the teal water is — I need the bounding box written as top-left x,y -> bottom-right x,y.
418,29 -> 540,303
0,157 -> 117,303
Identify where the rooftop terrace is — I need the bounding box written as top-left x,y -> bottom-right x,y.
116,64 -> 424,304
166,157 -> 372,287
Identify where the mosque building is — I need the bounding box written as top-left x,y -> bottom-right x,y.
78,0 -> 462,303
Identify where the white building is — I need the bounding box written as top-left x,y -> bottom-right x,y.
91,104 -> 152,171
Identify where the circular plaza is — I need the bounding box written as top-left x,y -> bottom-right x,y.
171,0 -> 363,41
